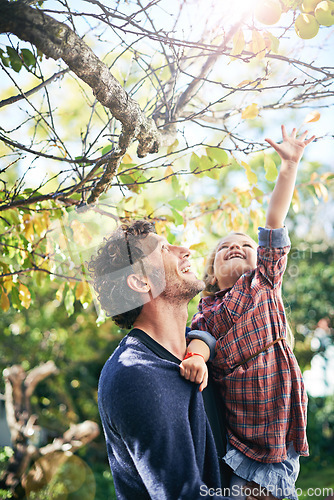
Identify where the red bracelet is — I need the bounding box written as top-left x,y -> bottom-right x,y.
183,352 -> 206,362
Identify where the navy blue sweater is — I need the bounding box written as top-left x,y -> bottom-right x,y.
98,330 -> 225,499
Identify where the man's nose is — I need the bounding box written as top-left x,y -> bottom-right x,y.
175,245 -> 191,258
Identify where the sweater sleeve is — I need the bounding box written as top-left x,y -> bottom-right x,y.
102,361 -> 226,499
187,329 -> 216,361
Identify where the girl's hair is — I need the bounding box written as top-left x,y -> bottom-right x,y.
202,232 -> 295,349
202,242 -> 221,297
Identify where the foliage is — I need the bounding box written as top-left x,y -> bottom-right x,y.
0,447 -> 14,499
283,236 -> 334,371
0,0 -> 333,313
297,395 -> 334,499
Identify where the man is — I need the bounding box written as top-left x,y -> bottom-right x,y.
88,220 -> 226,499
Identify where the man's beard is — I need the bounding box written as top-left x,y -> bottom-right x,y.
151,267 -> 205,303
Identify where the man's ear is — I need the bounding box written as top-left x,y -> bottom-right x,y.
127,274 -> 150,294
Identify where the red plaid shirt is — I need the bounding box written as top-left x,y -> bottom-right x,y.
192,236 -> 309,463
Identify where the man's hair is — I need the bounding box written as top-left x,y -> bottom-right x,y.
88,219 -> 156,329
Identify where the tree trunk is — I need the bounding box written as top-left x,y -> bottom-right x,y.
0,362 -> 99,498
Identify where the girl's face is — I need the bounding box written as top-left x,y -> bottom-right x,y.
212,233 -> 257,290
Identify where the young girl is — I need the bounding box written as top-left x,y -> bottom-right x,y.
180,125 -> 315,500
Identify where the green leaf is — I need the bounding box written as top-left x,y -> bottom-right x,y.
119,174 -> 133,185
252,186 -> 264,202
264,155 -> 278,182
265,32 -> 280,54
166,226 -> 176,244
119,169 -> 147,192
170,208 -> 184,226
64,287 -> 75,316
6,46 -> 22,73
0,49 -> 10,67
21,48 -> 36,68
102,145 -> 112,155
35,271 -> 44,287
190,153 -> 201,173
200,155 -> 213,169
206,147 -> 229,165
169,199 -> 189,211
11,286 -> 21,311
171,173 -> 181,194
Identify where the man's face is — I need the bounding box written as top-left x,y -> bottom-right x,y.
140,233 -> 204,302
213,233 -> 257,290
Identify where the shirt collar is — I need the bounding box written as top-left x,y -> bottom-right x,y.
215,287 -> 232,297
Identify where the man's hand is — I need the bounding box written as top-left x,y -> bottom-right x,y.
265,125 -> 315,166
180,354 -> 208,392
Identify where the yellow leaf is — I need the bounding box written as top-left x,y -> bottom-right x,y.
45,238 -> 52,257
250,209 -> 260,231
250,30 -> 266,60
167,139 -> 179,155
226,213 -> 233,231
263,32 -> 280,53
238,80 -> 263,89
19,283 -> 31,309
241,103 -> 259,120
194,219 -> 204,231
189,242 -> 208,253
0,287 -> 10,312
292,188 -> 301,213
164,165 -> 174,184
241,161 -> 258,185
2,276 -> 13,294
33,213 -> 49,237
264,154 -> 278,182
41,211 -> 50,230
232,214 -> 242,231
75,281 -> 84,300
230,29 -> 245,57
23,215 -> 34,242
56,282 -> 65,302
122,153 -> 133,164
252,186 -> 264,201
155,220 -> 167,236
70,220 -> 92,247
304,111 -> 320,123
59,232 -> 68,250
237,80 -> 252,87
75,280 -> 91,306
314,182 -> 328,202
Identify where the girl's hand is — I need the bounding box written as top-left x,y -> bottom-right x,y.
265,125 -> 315,165
180,354 -> 208,392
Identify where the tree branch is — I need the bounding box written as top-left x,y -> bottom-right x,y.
0,69 -> 69,108
0,0 -> 161,201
